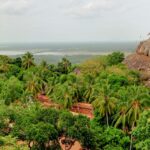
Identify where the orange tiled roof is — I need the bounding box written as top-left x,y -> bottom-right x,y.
37,94 -> 50,103
71,103 -> 94,119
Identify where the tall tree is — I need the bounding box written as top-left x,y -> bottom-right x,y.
116,85 -> 150,150
126,86 -> 150,128
22,52 -> 35,69
114,106 -> 128,132
115,85 -> 150,130
93,83 -> 116,126
132,110 -> 150,150
25,73 -> 43,96
57,58 -> 71,74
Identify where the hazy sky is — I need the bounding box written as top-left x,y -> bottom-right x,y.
0,0 -> 150,42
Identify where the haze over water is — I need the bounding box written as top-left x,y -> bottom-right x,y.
0,41 -> 138,63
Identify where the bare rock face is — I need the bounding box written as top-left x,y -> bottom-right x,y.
124,38 -> 150,87
124,53 -> 150,71
136,38 -> 150,56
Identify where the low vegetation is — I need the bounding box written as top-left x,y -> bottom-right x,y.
0,52 -> 149,150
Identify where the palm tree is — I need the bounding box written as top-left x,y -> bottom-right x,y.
51,82 -> 74,109
70,82 -> 80,103
22,52 -> 35,69
92,83 -> 116,127
115,85 -> 150,130
25,73 -> 44,96
83,84 -> 95,102
114,106 -> 128,132
58,58 -> 71,74
83,74 -> 96,102
126,85 -> 150,127
40,60 -> 49,71
25,76 -> 40,96
64,92 -> 73,109
115,85 -> 150,150
46,77 -> 57,96
127,100 -> 141,150
63,82 -> 77,109
0,63 -> 9,73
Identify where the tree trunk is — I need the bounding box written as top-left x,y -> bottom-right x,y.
130,122 -> 135,150
106,112 -> 109,127
64,136 -> 68,150
28,141 -> 32,150
67,139 -> 76,150
129,134 -> 133,150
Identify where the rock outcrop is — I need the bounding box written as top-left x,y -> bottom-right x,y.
136,38 -> 150,56
124,38 -> 150,87
124,53 -> 150,71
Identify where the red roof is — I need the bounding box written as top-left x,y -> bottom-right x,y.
71,103 -> 94,119
37,93 -> 60,108
37,95 -> 94,119
37,94 -> 50,103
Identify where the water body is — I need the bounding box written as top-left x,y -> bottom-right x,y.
0,42 -> 138,63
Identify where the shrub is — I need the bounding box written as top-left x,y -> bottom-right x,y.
107,52 -> 124,66
0,77 -> 24,105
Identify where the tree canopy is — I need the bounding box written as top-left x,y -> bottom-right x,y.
0,52 -> 149,149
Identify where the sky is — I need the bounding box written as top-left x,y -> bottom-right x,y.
0,0 -> 150,42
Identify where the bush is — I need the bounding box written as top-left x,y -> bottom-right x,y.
107,52 -> 124,66
108,74 -> 129,88
0,77 -> 24,105
0,138 -> 4,146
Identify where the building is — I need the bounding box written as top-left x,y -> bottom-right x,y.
71,102 -> 94,119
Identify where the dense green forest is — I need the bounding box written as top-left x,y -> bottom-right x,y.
0,52 -> 149,150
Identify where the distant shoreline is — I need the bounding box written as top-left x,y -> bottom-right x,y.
0,50 -> 132,56
0,41 -> 136,63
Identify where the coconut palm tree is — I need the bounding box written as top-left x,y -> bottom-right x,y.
70,82 -> 80,103
25,73 -> 45,96
83,74 -> 96,102
115,85 -> 150,130
25,75 -> 40,96
0,63 -> 9,73
114,106 -> 128,130
83,84 -> 95,102
57,57 -> 71,74
64,92 -> 73,109
45,81 -> 54,96
92,83 -> 116,127
22,52 -> 35,69
115,85 -> 150,150
40,60 -> 49,71
126,86 -> 150,127
64,82 -> 78,108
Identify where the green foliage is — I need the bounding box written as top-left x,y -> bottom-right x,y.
92,83 -> 117,126
12,57 -> 22,67
57,57 -> 72,74
108,74 -> 129,87
0,55 -> 12,64
0,52 -> 149,149
22,52 -> 35,69
132,110 -> 150,150
93,127 -> 130,149
26,122 -> 58,148
80,127 -> 97,150
79,56 -> 106,76
0,77 -> 24,105
6,64 -> 21,78
0,138 -> 4,146
0,135 -> 17,146
36,108 -> 59,126
57,111 -> 75,132
107,52 -> 124,65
